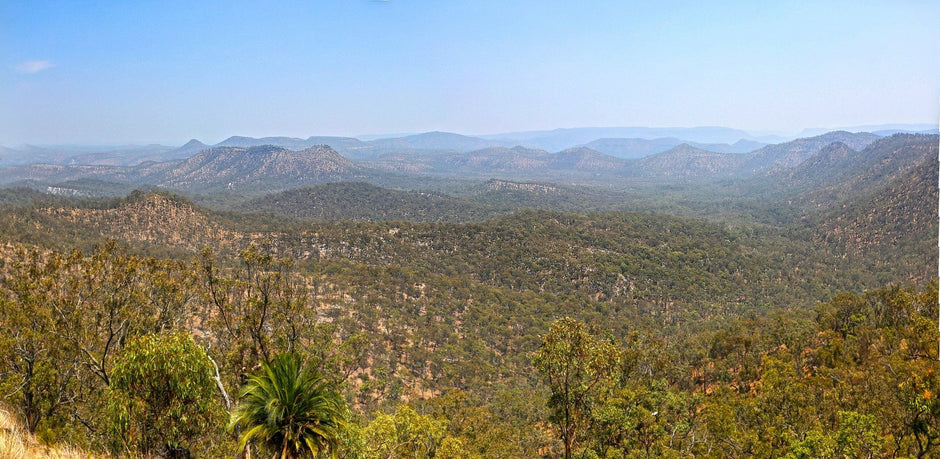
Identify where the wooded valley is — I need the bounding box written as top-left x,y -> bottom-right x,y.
0,133 -> 936,458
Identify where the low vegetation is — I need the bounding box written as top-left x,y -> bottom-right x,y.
0,408 -> 98,458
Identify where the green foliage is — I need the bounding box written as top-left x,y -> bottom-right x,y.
361,404 -> 455,459
197,243 -> 364,414
419,386 -> 552,457
0,242 -> 197,447
534,317 -> 620,458
107,331 -> 225,457
230,352 -> 349,459
239,181 -> 500,223
702,283 -> 940,458
0,248 -> 74,436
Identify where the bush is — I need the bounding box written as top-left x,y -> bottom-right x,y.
107,332 -> 226,457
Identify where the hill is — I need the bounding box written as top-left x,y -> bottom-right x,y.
778,141 -> 858,191
167,139 -> 210,158
369,131 -> 507,152
634,144 -> 739,181
150,145 -> 365,193
464,178 -> 637,213
819,152 -> 937,275
216,135 -> 313,150
0,190 -> 253,255
0,163 -> 139,186
0,144 -> 180,167
368,146 -> 627,178
580,137 -> 685,159
583,137 -> 765,159
736,130 -> 880,176
238,179 -> 645,223
549,147 -> 626,170
757,134 -> 937,208
619,131 -> 883,185
437,146 -> 551,173
0,190 -> 872,306
806,134 -> 938,283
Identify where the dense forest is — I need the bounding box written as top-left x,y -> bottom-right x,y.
0,134 -> 936,457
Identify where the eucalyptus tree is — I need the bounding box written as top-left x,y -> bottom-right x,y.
107,332 -> 226,457
533,317 -> 620,459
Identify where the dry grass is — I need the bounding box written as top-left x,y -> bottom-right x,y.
0,408 -> 104,459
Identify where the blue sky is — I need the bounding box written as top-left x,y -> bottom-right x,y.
1,1 -> 937,145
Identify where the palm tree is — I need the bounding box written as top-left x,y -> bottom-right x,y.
230,353 -> 348,458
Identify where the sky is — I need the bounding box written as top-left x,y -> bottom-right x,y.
1,0 -> 937,145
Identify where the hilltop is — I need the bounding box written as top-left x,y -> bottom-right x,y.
150,144 -> 365,193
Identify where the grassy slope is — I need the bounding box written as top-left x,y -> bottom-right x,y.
0,408 -> 101,459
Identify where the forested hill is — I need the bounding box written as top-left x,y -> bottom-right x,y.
735,130 -> 881,176
765,133 -> 937,204
0,185 -> 936,457
236,180 -> 645,223
148,144 -> 368,192
814,140 -> 938,283
0,187 -> 931,312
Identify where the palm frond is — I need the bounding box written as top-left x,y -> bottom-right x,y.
231,353 -> 348,458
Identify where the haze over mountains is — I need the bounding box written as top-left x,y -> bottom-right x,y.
0,124 -> 931,191
1,123 -> 933,167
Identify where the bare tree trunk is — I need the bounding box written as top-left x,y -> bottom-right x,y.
205,348 -> 232,411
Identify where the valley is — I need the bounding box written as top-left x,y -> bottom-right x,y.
0,130 -> 936,457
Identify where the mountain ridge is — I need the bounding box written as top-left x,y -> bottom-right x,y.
152,144 -> 365,193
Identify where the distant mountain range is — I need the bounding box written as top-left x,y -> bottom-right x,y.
799,123 -> 936,137
478,126 -> 771,149
582,137 -> 764,158
0,144 -> 177,167
0,130 -> 924,195
3,123 -> 931,167
619,131 -> 882,182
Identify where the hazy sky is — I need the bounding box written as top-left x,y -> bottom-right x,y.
2,1 -> 937,145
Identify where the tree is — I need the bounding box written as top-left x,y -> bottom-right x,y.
199,245 -> 322,394
0,248 -> 77,437
533,317 -> 619,459
361,404 -> 453,459
107,331 -> 225,457
230,352 -> 349,458
0,242 -> 198,446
